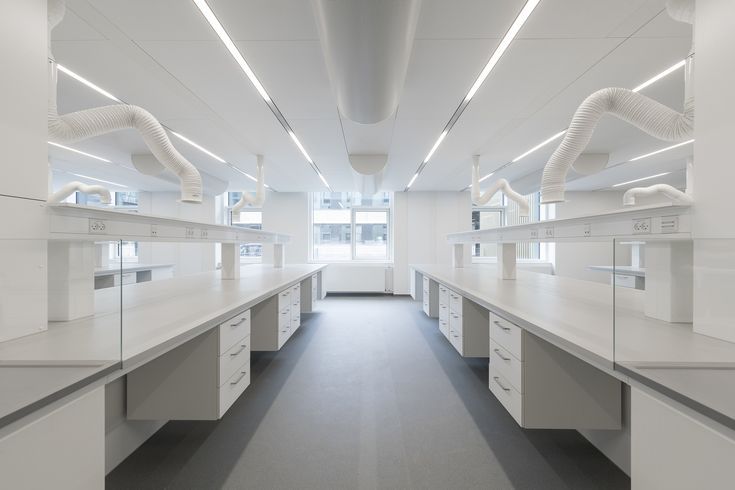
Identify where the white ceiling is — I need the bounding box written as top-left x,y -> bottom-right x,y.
50,0 -> 692,196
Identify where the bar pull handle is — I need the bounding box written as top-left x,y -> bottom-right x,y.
230,344 -> 247,357
493,348 -> 511,361
493,376 -> 510,392
230,317 -> 247,327
493,320 -> 511,332
230,371 -> 247,385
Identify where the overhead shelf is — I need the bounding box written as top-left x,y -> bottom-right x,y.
448,203 -> 692,244
47,204 -> 290,244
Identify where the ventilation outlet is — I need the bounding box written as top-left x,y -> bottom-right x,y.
312,0 -> 422,124
350,154 -> 387,195
572,153 -> 609,175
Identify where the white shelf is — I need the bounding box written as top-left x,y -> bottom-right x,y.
47,204 -> 290,244
448,203 -> 692,244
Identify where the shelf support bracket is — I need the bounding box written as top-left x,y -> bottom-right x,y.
498,243 -> 517,280
221,243 -> 240,280
452,244 -> 464,269
273,243 -> 285,269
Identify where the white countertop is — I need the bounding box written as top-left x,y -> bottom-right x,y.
0,263 -> 326,426
94,263 -> 174,276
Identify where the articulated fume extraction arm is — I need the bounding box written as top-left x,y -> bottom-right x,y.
539,0 -> 695,206
47,0 -> 203,203
47,181 -> 111,204
471,156 -> 530,217
231,156 -> 265,214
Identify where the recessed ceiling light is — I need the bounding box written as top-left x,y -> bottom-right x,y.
632,59 -> 686,93
629,139 -> 694,162
170,131 -> 226,163
612,172 -> 671,187
56,64 -> 121,102
423,131 -> 448,164
48,141 -> 112,163
511,130 -> 567,163
406,173 -> 419,189
69,172 -> 128,188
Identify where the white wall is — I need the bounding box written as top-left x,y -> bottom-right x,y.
554,192 -> 631,283
0,0 -> 49,342
261,192 -> 309,264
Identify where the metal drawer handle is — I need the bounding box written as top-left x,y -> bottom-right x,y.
230,371 -> 247,385
230,317 -> 247,327
493,376 -> 511,392
493,320 -> 511,332
281,311 -> 290,315
493,348 -> 511,361
230,344 -> 247,357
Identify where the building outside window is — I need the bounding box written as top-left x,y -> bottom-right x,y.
310,192 -> 392,262
472,192 -> 546,261
228,192 -> 263,261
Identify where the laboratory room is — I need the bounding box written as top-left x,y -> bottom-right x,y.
2,0 -> 734,488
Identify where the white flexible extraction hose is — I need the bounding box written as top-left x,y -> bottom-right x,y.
232,156 -> 265,213
47,0 -> 202,203
472,157 -> 530,217
48,181 -> 112,204
623,184 -> 693,206
539,0 -> 695,204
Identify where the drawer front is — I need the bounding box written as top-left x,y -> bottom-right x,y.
219,310 -> 251,354
292,311 -> 301,328
449,290 -> 462,315
449,311 -> 462,335
278,306 -> 291,329
439,318 -> 449,339
489,311 -> 523,360
489,339 -> 522,392
278,325 -> 290,348
488,366 -> 522,425
449,327 -> 463,355
439,284 -> 449,306
614,274 -> 636,288
291,284 -> 301,306
422,276 -> 429,290
219,363 -> 250,417
219,337 -> 250,386
439,303 -> 449,322
278,289 -> 291,311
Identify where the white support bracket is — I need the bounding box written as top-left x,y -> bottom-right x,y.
644,241 -> 693,322
452,243 -> 464,269
273,243 -> 285,269
48,241 -> 95,321
221,243 -> 240,280
497,243 -> 517,280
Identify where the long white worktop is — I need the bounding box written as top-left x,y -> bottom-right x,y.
0,263 -> 326,427
412,264 -> 735,429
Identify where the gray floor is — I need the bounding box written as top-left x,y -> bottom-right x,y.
107,296 -> 630,489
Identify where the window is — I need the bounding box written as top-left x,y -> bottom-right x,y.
228,192 -> 263,261
310,192 -> 392,262
472,192 -> 542,261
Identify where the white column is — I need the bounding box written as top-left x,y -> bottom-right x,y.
221,243 -> 240,280
48,241 -> 95,321
497,243 -> 517,280
273,243 -> 285,269
644,241 -> 693,323
452,243 -> 464,269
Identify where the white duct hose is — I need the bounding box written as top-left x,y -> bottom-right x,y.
48,181 -> 111,204
47,0 -> 202,203
232,157 -> 265,213
472,157 -> 530,217
540,0 -> 695,204
623,184 -> 693,206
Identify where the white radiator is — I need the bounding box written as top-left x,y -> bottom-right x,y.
323,264 -> 393,293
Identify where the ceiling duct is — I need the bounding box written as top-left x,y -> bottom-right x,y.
312,0 -> 422,124
132,154 -> 227,196
350,154 -> 387,196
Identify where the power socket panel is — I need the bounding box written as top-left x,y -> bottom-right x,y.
88,219 -> 107,234
632,218 -> 652,234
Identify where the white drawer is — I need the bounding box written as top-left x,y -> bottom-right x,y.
439,285 -> 449,307
489,339 -> 522,392
292,311 -> 300,327
219,364 -> 250,417
422,298 -> 430,316
219,310 -> 251,354
278,325 -> 290,348
291,284 -> 300,303
488,366 -> 522,425
438,303 -> 449,322
422,276 -> 429,289
449,327 -> 463,355
219,337 -> 250,386
449,290 -> 462,315
449,310 -> 462,335
278,306 -> 291,328
489,311 -> 523,360
439,318 -> 449,339
277,289 -> 291,311
614,274 -> 636,288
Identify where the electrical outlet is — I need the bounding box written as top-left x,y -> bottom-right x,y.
150,225 -> 158,237
530,229 -> 538,239
584,223 -> 591,237
632,218 -> 652,234
200,229 -> 209,239
88,219 -> 107,234
185,227 -> 195,239
544,226 -> 554,238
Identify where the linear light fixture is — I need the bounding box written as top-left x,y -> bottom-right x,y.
70,172 -> 128,188
48,141 -> 112,163
55,63 -> 276,190
629,139 -> 694,161
612,172 -> 671,187
194,0 -> 330,190
405,0 -> 541,191
56,64 -> 121,102
469,58 -> 688,188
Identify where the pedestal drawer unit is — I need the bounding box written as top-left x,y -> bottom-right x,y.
422,276 -> 439,318
252,285 -> 302,351
487,310 -> 621,429
443,288 -> 488,357
290,283 -> 301,333
127,309 -> 252,420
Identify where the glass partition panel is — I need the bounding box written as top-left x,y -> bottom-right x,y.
0,239 -> 122,424
613,238 -> 735,425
